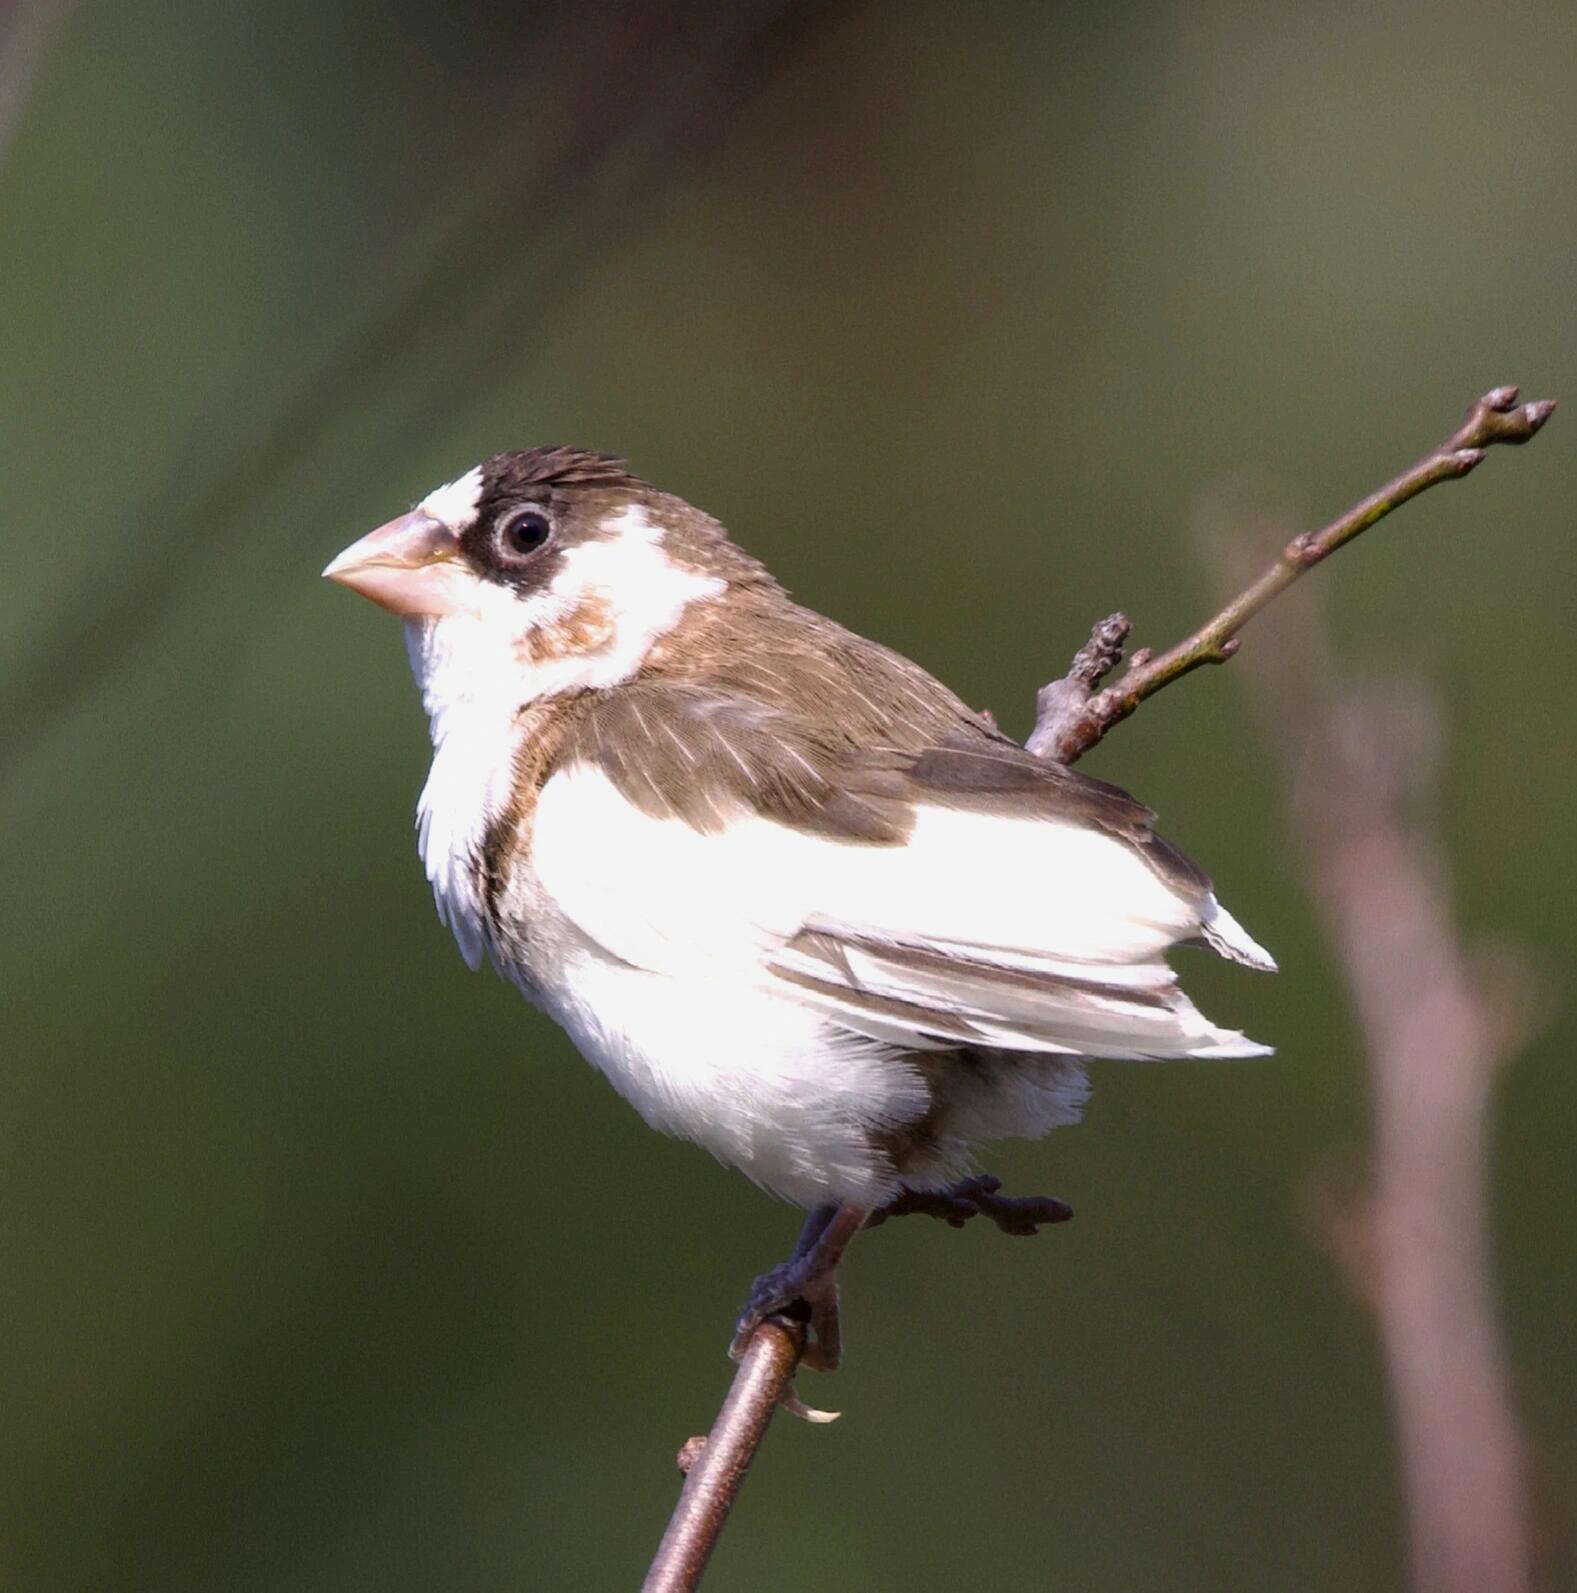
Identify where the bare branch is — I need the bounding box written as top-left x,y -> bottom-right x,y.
644,1316 -> 807,1593
648,1175 -> 1068,1579
1025,613 -> 1130,759
647,385 -> 1556,1587
1035,387 -> 1556,764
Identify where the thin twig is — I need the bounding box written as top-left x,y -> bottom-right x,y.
647,386 -> 1555,1586
1034,386 -> 1555,764
648,1170 -> 1068,1584
644,1316 -> 807,1593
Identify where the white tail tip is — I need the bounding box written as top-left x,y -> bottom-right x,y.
1201,897 -> 1278,973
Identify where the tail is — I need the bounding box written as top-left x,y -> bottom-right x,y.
1200,894 -> 1279,972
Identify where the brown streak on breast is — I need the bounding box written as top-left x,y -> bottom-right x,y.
476,694 -> 594,927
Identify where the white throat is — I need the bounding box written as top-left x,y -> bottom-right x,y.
404,610 -> 524,970
403,502 -> 724,969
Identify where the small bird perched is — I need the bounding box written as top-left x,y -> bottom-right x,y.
324,448 -> 1274,1369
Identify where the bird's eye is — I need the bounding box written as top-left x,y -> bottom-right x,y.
494,507 -> 554,562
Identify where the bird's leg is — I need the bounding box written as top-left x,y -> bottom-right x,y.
789,1202 -> 838,1261
730,1177 -> 1069,1374
865,1173 -> 1074,1236
731,1201 -> 870,1373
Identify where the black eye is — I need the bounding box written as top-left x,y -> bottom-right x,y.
494,507 -> 554,561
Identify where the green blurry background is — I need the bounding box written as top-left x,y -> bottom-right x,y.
3,2 -> 1572,1587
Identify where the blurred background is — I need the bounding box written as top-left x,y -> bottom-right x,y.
2,1 -> 1572,1587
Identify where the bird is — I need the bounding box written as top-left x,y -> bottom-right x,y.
323,447 -> 1275,1370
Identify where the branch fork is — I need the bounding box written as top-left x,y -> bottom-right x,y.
1032,386 -> 1554,766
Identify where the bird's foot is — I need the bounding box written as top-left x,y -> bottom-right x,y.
731,1254 -> 844,1372
865,1173 -> 1073,1236
730,1201 -> 868,1373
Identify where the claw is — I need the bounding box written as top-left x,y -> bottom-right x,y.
780,1385 -> 841,1423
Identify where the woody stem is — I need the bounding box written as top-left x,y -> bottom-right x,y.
1031,386 -> 1555,766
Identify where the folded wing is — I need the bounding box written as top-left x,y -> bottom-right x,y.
532,694 -> 1273,1062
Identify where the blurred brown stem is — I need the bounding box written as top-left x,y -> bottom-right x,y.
0,0 -> 76,164
1205,507 -> 1535,1593
0,0 -> 853,781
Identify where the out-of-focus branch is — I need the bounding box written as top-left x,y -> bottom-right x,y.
0,0 -> 853,780
0,0 -> 76,168
1033,387 -> 1555,765
1203,500 -> 1534,1593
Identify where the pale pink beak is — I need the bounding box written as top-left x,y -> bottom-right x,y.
322,509 -> 466,617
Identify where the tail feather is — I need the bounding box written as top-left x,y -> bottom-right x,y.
1200,895 -> 1278,972
775,929 -> 1274,1061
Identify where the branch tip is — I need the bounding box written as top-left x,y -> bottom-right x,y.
1068,612 -> 1131,687
1522,397 -> 1556,433
1459,388 -> 1556,447
1029,384 -> 1555,765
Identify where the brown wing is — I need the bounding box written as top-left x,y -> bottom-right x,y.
553,686 -> 1267,1058
901,734 -> 1212,899
559,648 -> 1212,907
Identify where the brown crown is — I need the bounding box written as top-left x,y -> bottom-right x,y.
480,447 -> 652,499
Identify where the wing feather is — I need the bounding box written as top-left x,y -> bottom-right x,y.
532,722 -> 1273,1063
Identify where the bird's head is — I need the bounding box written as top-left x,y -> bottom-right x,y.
324,447 -> 771,712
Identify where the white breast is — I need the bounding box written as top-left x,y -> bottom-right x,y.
400,502 -> 725,971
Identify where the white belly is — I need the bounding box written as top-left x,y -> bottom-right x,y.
538,943 -> 929,1208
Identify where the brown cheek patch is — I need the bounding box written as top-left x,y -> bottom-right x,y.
515,594 -> 617,665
